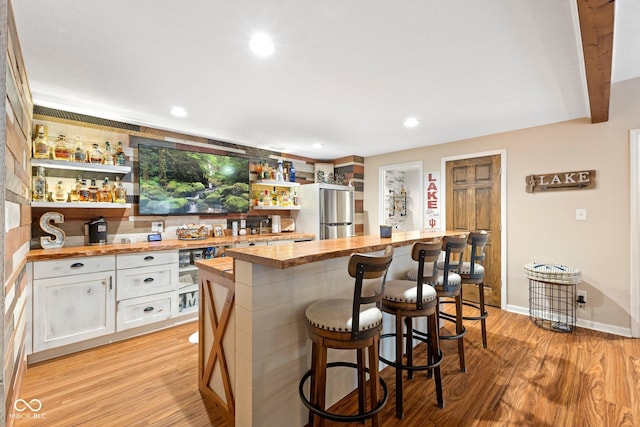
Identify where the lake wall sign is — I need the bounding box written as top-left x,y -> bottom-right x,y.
526,170 -> 596,193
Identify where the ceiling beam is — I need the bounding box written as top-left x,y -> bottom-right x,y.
576,0 -> 615,123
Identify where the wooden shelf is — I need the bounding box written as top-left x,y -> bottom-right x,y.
32,159 -> 131,174
31,202 -> 131,209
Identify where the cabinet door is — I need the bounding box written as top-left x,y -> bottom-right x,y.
33,271 -> 116,352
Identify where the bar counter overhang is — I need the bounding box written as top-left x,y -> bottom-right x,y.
196,230 -> 461,426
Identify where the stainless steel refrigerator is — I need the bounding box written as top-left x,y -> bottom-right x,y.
295,183 -> 354,240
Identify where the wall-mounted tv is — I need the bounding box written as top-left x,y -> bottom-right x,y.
138,143 -> 250,215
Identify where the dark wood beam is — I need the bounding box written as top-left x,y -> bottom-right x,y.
576,0 -> 615,123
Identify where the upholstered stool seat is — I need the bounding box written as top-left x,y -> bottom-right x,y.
299,247 -> 394,427
379,241 -> 444,419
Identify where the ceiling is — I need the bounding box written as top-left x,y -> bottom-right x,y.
10,1 -> 640,160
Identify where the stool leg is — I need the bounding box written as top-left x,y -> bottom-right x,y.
368,336 -> 382,427
455,294 -> 466,372
428,313 -> 444,408
395,312 -> 404,419
479,282 -> 488,348
405,317 -> 414,380
308,342 -> 318,426
315,343 -> 328,427
356,348 -> 366,417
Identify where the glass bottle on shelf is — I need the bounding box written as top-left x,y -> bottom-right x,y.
115,141 -> 126,166
112,176 -> 127,204
256,161 -> 263,179
89,143 -> 103,164
53,134 -> 71,161
271,186 -> 279,206
103,141 -> 114,165
78,179 -> 90,202
88,179 -> 99,202
32,125 -> 49,159
276,160 -> 284,182
54,181 -> 66,202
73,137 -> 86,162
69,177 -> 81,202
289,162 -> 296,182
292,189 -> 299,206
32,166 -> 47,201
99,177 -> 112,202
262,189 -> 270,207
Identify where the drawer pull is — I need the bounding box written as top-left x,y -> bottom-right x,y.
143,277 -> 154,283
144,256 -> 155,261
70,262 -> 84,268
143,306 -> 154,312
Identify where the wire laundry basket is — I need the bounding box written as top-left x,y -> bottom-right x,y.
524,262 -> 582,333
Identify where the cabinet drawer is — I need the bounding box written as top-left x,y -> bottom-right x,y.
117,264 -> 178,301
33,255 -> 115,280
116,250 -> 178,270
116,292 -> 176,331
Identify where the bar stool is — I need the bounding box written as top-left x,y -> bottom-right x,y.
440,231 -> 490,348
379,240 -> 444,419
299,246 -> 394,427
407,234 -> 468,372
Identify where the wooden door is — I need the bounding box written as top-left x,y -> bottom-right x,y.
446,155 -> 501,307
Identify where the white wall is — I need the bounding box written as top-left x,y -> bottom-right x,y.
363,77 -> 640,335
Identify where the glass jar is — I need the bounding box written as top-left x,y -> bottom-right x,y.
53,134 -> 71,161
89,143 -> 103,164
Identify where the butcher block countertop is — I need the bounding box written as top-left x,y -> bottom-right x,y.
26,232 -> 315,261
195,257 -> 234,281
225,229 -> 462,269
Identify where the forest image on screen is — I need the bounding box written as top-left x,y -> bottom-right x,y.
138,144 -> 249,215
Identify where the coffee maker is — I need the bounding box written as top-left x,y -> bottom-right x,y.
85,217 -> 108,245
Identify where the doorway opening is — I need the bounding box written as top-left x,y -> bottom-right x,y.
628,129 -> 640,337
378,161 -> 423,231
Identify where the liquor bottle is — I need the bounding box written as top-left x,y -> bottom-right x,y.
289,162 -> 296,182
53,134 -> 71,161
78,179 -> 90,202
32,125 -> 49,159
32,166 -> 47,201
115,141 -> 126,166
54,181 -> 67,202
73,137 -> 86,162
69,177 -> 81,202
99,177 -> 112,202
88,179 -> 99,202
292,189 -> 299,206
112,176 -> 127,204
102,141 -> 115,166
89,143 -> 103,164
271,186 -> 279,206
262,189 -> 270,207
276,160 -> 284,181
256,161 -> 263,179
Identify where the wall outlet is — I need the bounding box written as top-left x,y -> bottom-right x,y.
152,221 -> 163,233
576,208 -> 587,221
577,290 -> 587,307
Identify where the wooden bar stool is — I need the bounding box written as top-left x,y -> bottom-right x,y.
408,234 -> 468,372
299,246 -> 394,427
379,240 -> 444,419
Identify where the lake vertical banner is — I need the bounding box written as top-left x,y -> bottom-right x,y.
425,171 -> 441,229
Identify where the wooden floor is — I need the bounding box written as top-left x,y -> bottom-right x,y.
13,308 -> 640,426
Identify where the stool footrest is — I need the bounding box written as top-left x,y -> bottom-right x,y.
298,361 -> 388,424
379,333 -> 443,371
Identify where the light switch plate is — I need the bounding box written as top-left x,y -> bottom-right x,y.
575,208 -> 587,221
152,221 -> 164,232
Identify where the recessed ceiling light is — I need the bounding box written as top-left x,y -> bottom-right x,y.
312,142 -> 323,149
249,33 -> 275,56
403,117 -> 419,128
170,107 -> 187,118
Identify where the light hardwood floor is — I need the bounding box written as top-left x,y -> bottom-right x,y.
12,308 -> 640,426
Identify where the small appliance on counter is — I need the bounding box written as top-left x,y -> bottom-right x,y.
271,215 -> 281,233
85,216 -> 108,245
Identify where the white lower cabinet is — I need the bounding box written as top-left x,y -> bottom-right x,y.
116,291 -> 177,330
116,250 -> 178,331
33,256 -> 116,352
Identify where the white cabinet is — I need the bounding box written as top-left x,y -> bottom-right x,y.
33,256 -> 116,352
234,241 -> 268,248
116,250 -> 178,330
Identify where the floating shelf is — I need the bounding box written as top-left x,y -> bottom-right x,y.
252,205 -> 300,210
32,159 -> 131,174
31,202 -> 131,209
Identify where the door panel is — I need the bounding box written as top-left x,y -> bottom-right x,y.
446,155 -> 501,307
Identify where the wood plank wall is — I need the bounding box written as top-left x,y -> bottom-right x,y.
3,1 -> 33,425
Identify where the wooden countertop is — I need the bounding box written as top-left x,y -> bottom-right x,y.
195,257 -> 234,281
26,232 -> 315,261
225,229 -> 464,269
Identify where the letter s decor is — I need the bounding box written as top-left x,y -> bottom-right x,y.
39,211 -> 66,249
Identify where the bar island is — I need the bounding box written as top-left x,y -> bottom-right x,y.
196,230 -> 459,426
